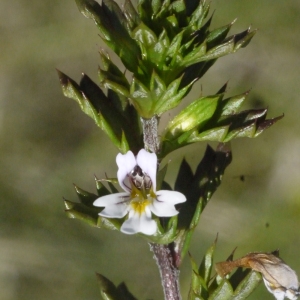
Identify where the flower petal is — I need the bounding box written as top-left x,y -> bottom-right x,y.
156,190 -> 186,204
116,151 -> 136,192
93,192 -> 129,206
136,149 -> 157,191
120,207 -> 157,235
99,203 -> 128,218
149,201 -> 179,217
94,193 -> 129,218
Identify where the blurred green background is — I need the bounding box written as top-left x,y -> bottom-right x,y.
1,0 -> 299,299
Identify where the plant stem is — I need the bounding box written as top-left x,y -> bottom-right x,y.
150,243 -> 182,300
141,117 -> 160,154
142,116 -> 181,300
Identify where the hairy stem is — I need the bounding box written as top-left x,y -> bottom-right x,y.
142,116 -> 181,300
150,243 -> 182,300
141,117 -> 160,154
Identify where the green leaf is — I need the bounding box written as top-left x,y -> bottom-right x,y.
233,28 -> 257,51
116,282 -> 138,300
74,184 -> 99,207
181,41 -> 207,66
132,22 -> 157,60
179,27 -> 256,67
98,51 -> 130,101
143,215 -> 179,244
131,23 -> 157,48
75,0 -> 141,72
94,176 -> 111,197
166,30 -> 183,59
150,70 -> 166,99
123,0 -> 140,30
188,125 -> 230,143
64,199 -> 99,226
154,77 -> 197,116
174,144 -> 232,259
189,0 -> 210,31
151,0 -> 162,15
198,38 -> 235,62
207,20 -> 235,49
188,253 -> 207,300
64,198 -> 122,230
95,273 -> 122,300
129,77 -> 153,117
161,95 -> 220,156
174,158 -> 194,194
231,271 -> 261,299
166,95 -> 220,137
58,70 -> 142,153
120,131 -> 130,154
208,279 -> 233,300
156,163 -> 169,190
107,180 -> 119,194
160,87 -> 282,157
79,74 -> 127,145
222,91 -> 249,115
148,29 -> 170,68
57,69 -> 99,121
199,237 -> 217,285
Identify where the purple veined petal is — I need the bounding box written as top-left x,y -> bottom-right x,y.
136,149 -> 157,192
274,264 -> 298,290
120,208 -> 157,235
149,201 -> 179,217
116,151 -> 136,192
99,202 -> 129,218
93,192 -> 130,206
94,193 -> 130,218
156,190 -> 186,204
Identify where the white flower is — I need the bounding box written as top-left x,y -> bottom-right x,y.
216,252 -> 300,300
260,257 -> 299,300
93,149 -> 186,235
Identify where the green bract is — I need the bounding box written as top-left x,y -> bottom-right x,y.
160,84 -> 283,158
57,70 -> 142,154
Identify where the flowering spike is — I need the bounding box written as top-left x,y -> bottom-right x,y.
61,0 -> 266,123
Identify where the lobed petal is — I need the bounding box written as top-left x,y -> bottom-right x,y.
93,192 -> 129,206
149,201 -> 179,217
116,151 -> 136,192
120,207 -> 157,235
156,190 -> 186,204
99,203 -> 129,218
94,193 -> 130,218
136,149 -> 157,191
